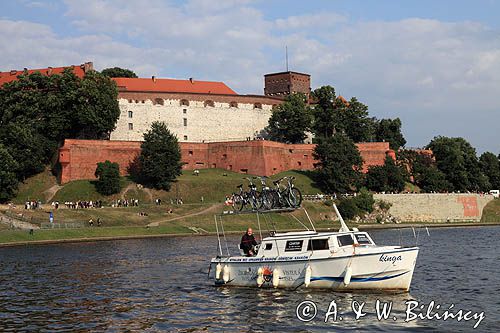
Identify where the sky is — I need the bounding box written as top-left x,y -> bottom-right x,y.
1,0 -> 499,154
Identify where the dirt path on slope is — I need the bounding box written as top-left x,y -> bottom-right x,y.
121,184 -> 154,203
43,185 -> 64,202
147,203 -> 223,227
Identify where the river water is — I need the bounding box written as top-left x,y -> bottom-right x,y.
0,226 -> 499,332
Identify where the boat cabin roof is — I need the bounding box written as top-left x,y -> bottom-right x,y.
264,230 -> 366,241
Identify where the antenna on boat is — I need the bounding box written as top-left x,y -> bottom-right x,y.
332,203 -> 350,233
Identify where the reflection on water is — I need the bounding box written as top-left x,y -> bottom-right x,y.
0,227 -> 499,332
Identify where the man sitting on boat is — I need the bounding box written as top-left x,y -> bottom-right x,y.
240,228 -> 258,256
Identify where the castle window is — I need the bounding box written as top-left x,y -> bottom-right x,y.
180,99 -> 189,106
128,99 -> 132,103
135,100 -> 139,103
184,135 -> 188,141
188,150 -> 193,156
141,100 -> 145,103
183,118 -> 187,126
128,123 -> 133,130
229,101 -> 238,108
253,103 -> 262,109
128,111 -> 133,118
154,98 -> 164,105
183,108 -> 187,114
204,100 -> 215,107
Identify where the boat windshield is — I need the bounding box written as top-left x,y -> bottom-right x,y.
354,233 -> 373,245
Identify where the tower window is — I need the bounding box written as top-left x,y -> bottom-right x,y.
183,118 -> 187,126
229,101 -> 238,108
180,99 -> 189,106
128,111 -> 133,118
183,108 -> 187,114
184,135 -> 188,140
204,100 -> 215,107
128,123 -> 133,130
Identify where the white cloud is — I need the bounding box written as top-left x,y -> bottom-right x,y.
1,1 -> 500,152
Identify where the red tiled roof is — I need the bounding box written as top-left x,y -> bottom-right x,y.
113,77 -> 237,95
0,62 -> 92,86
337,95 -> 349,104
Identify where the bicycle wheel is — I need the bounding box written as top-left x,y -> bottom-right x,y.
232,194 -> 245,211
260,191 -> 274,210
250,191 -> 261,211
288,188 -> 303,208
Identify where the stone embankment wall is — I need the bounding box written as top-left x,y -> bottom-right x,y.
374,193 -> 494,222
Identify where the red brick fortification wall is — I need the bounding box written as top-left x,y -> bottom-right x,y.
59,139 -> 142,184
59,140 -> 393,183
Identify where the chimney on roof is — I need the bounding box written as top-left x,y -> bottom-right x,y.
10,70 -> 17,76
152,75 -> 156,82
189,77 -> 193,84
82,62 -> 93,72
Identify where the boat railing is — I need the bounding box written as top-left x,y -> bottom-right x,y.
213,206 -> 319,257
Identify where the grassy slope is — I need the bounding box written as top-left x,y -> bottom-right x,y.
14,170 -> 58,203
481,198 -> 500,222
13,168 -> 322,205
0,168 -> 328,244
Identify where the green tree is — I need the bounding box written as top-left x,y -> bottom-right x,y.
137,121 -> 183,190
479,152 -> 500,190
375,118 -> 406,150
267,93 -> 312,143
365,156 -> 407,193
94,160 -> 121,195
101,67 -> 138,78
0,144 -> 19,202
313,133 -> 363,193
416,166 -> 452,193
341,97 -> 376,142
398,150 -> 451,192
311,85 -> 337,138
0,123 -> 55,180
427,136 -> 487,191
0,69 -> 120,183
73,70 -> 121,139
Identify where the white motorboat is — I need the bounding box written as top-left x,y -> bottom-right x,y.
209,204 -> 419,291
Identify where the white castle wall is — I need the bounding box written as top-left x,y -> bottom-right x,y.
110,98 -> 273,142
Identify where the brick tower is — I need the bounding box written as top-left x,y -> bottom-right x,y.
264,71 -> 311,98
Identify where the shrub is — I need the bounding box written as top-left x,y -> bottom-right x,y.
337,199 -> 360,220
352,188 -> 374,213
95,160 -> 121,195
378,200 -> 392,211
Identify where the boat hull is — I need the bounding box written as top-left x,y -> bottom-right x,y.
210,247 -> 418,291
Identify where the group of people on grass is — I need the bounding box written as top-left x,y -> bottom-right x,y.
64,200 -> 103,209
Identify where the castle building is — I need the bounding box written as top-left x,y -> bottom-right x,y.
110,76 -> 284,142
1,61 -> 397,183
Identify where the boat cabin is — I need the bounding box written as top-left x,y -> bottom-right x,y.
241,231 -> 376,257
